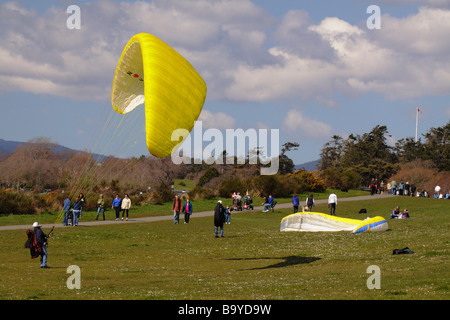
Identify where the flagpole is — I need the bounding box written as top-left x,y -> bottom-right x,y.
415,108 -> 420,142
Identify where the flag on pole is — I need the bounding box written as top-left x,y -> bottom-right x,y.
415,107 -> 422,142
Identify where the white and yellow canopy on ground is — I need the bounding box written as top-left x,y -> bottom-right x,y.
280,212 -> 388,233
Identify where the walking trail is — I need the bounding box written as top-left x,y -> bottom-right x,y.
0,193 -> 392,231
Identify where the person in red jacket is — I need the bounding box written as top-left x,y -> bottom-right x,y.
172,195 -> 182,224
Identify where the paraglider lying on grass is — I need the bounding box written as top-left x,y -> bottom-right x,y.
280,212 -> 388,233
352,216 -> 388,233
111,33 -> 207,158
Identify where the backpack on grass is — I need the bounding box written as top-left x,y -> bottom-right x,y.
392,247 -> 414,255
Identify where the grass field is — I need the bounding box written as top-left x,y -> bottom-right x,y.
0,195 -> 448,300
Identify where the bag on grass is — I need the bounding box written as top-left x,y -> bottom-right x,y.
392,247 -> 414,255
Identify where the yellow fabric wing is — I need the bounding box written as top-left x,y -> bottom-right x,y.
111,33 -> 207,158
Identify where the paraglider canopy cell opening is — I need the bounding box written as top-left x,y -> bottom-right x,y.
112,40 -> 145,114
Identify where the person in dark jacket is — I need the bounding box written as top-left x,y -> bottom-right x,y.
306,193 -> 315,212
214,200 -> 225,238
72,197 -> 83,226
33,222 -> 51,268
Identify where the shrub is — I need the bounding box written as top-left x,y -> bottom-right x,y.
149,185 -> 174,204
198,167 -> 220,186
288,169 -> 327,192
389,160 -> 450,195
217,177 -> 246,197
247,175 -> 285,197
0,190 -> 36,215
188,186 -> 216,200
319,168 -> 360,190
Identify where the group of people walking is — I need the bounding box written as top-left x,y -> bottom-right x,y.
388,181 -> 416,196
62,193 -> 85,226
172,195 -> 230,238
111,194 -> 132,221
62,193 -> 132,225
292,193 -> 316,213
172,195 -> 193,224
292,192 -> 338,216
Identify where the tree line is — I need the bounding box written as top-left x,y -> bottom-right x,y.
317,121 -> 449,191
0,137 -> 322,214
0,121 -> 447,215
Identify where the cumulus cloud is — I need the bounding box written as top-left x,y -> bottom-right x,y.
198,110 -> 236,129
0,0 -> 449,105
282,109 -> 331,139
0,0 -> 273,101
374,0 -> 450,9
226,6 -> 450,103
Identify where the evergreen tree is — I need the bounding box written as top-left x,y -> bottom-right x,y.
279,142 -> 299,174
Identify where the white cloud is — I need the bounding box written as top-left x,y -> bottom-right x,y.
282,109 -> 331,139
374,0 -> 450,9
0,1 -> 449,105
373,7 -> 450,57
225,7 -> 450,102
198,110 -> 236,130
0,0 -> 273,101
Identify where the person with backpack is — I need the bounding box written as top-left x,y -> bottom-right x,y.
306,193 -> 315,212
30,222 -> 52,268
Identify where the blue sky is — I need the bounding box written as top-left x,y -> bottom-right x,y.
0,0 -> 449,165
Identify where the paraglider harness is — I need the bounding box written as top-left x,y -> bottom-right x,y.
24,226 -> 54,259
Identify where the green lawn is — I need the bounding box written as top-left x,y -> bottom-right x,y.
0,195 -> 448,300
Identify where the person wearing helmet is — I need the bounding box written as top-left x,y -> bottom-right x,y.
33,222 -> 51,269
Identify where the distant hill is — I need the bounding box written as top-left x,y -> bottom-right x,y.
295,159 -> 320,172
1,138 -> 321,171
0,139 -> 105,161
0,139 -> 25,153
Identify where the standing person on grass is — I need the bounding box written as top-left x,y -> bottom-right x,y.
33,222 -> 52,268
112,194 -> 122,221
172,195 -> 182,224
72,197 -> 82,226
62,196 -> 70,226
121,194 -> 131,221
225,205 -> 231,224
292,194 -> 299,213
306,193 -> 315,212
182,199 -> 193,224
78,193 -> 85,221
214,200 -> 225,238
96,194 -> 105,221
328,191 -> 338,216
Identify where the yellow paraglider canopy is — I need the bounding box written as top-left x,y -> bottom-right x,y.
111,33 -> 207,158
